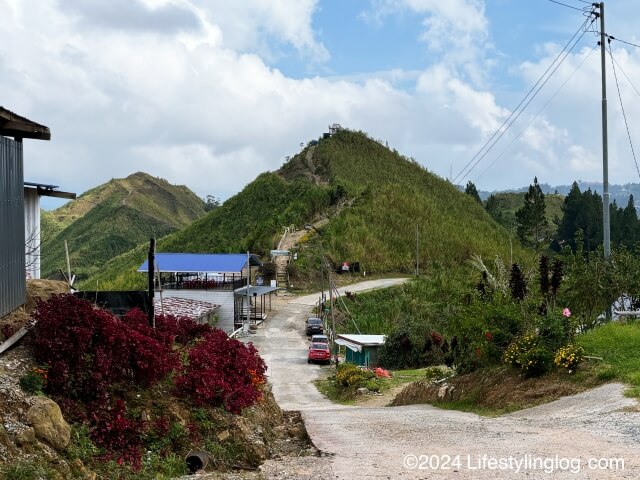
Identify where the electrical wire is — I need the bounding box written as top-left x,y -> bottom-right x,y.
610,55 -> 640,101
607,35 -> 640,49
474,42 -> 599,183
454,11 -> 596,185
453,12 -> 595,185
608,41 -> 640,180
546,0 -> 587,12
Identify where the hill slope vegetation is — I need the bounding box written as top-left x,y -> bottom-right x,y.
41,172 -> 206,283
88,130 -> 531,289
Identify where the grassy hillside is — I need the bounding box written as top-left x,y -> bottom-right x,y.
42,172 -> 206,283
88,130 -> 534,290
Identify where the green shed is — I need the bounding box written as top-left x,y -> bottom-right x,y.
336,334 -> 386,367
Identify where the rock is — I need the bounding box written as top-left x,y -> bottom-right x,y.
356,387 -> 369,396
26,397 -> 71,451
217,430 -> 230,441
437,385 -> 448,400
15,427 -> 36,446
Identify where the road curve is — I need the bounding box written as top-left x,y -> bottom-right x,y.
249,280 -> 640,479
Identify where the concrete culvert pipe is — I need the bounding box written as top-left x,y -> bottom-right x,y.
185,450 -> 209,473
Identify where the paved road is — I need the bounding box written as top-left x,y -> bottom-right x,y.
249,280 -> 640,479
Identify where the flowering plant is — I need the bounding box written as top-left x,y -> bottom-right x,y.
562,308 -> 572,318
554,344 -> 584,372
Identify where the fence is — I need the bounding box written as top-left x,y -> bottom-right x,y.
0,136 -> 26,317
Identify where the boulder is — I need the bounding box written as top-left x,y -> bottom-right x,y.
26,397 -> 71,451
15,427 -> 36,446
356,387 -> 369,396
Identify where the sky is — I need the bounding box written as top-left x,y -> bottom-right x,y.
3,0 -> 640,209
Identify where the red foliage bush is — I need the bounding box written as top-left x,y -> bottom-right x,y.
89,399 -> 146,469
123,308 -> 213,346
175,329 -> 267,414
31,295 -> 178,401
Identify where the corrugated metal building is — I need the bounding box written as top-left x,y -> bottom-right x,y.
0,107 -> 50,317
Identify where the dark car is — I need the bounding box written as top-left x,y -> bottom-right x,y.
305,317 -> 324,336
308,342 -> 331,364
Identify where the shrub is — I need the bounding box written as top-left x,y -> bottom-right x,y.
19,367 -> 47,395
554,344 -> 585,372
31,295 -> 179,403
335,363 -> 375,387
364,379 -> 381,392
503,334 -> 552,377
174,330 -> 267,414
88,399 -> 146,469
378,329 -> 421,369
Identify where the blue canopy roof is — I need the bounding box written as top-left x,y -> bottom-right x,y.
138,253 -> 261,274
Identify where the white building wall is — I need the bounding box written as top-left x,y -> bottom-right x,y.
23,187 -> 40,279
162,290 -> 235,332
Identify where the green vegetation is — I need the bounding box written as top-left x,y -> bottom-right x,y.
89,129 -> 529,290
315,366 -> 428,404
41,172 -> 206,286
577,322 -> 640,397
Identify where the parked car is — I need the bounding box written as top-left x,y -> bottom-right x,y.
310,334 -> 329,345
308,342 -> 331,364
305,317 -> 324,336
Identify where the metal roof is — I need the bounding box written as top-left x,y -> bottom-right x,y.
138,253 -> 262,274
234,285 -> 278,296
24,182 -> 76,200
336,334 -> 386,346
0,106 -> 51,140
154,297 -> 219,319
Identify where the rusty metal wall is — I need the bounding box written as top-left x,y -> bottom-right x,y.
0,135 -> 26,317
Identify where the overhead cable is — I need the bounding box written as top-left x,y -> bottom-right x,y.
454,10 -> 596,185
474,43 -> 599,183
608,40 -> 640,181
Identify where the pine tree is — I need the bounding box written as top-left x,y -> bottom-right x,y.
515,177 -> 547,245
464,181 -> 482,204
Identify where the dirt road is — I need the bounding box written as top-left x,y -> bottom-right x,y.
248,281 -> 640,479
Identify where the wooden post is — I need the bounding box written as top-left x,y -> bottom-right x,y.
148,238 -> 155,328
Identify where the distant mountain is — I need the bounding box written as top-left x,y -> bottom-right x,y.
480,181 -> 640,210
88,129 -> 534,290
41,172 -> 206,282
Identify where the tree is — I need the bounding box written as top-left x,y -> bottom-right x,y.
203,195 -> 221,212
464,181 -> 482,204
515,177 -> 547,246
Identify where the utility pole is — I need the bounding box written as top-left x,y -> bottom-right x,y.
599,2 -> 611,260
415,224 -> 419,277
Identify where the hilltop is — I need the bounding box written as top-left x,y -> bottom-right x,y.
41,172 -> 206,283
87,129 -> 531,290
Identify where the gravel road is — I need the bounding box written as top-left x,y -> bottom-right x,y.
247,282 -> 640,479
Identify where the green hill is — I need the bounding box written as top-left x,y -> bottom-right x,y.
41,172 -> 206,282
87,130 -> 534,290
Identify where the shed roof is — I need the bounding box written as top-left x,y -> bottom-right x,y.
0,107 -> 51,140
138,253 -> 261,274
24,182 -> 76,200
336,334 -> 386,346
234,285 -> 278,297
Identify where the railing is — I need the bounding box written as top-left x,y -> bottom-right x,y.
160,274 -> 247,291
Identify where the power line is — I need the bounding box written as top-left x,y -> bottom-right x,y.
474,43 -> 599,183
546,0 -> 587,12
607,35 -> 640,49
610,55 -> 640,100
454,12 -> 596,185
608,40 -> 640,181
453,12 -> 595,185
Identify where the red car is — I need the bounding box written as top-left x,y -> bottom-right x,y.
308,342 -> 331,364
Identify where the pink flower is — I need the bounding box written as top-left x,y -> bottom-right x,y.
562,308 -> 572,318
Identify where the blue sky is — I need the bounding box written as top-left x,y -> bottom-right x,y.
2,0 -> 640,209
